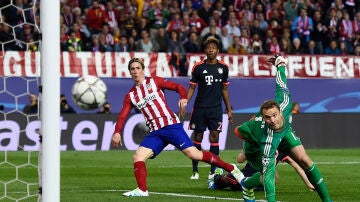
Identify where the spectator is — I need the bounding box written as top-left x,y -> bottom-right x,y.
224,17 -> 241,38
305,40 -> 320,54
219,26 -> 233,53
354,44 -> 360,55
60,25 -> 69,51
0,23 -> 17,50
72,7 -> 83,24
253,2 -> 266,21
181,0 -> 194,15
212,9 -> 225,28
87,34 -> 100,51
85,0 -> 108,34
239,27 -> 251,53
169,0 -> 181,16
17,25 -> 38,49
183,32 -> 201,53
339,40 -> 348,55
284,0 -> 302,27
167,12 -> 183,33
325,7 -> 340,44
324,39 -> 341,54
105,1 -> 120,31
97,102 -> 111,114
148,1 -> 171,38
127,36 -> 137,52
189,9 -> 207,35
112,27 -> 121,45
153,27 -> 168,52
266,35 -> 281,54
250,33 -> 264,54
239,1 -> 254,22
61,5 -> 75,28
114,35 -> 129,52
70,22 -> 90,47
60,94 -> 76,114
250,19 -> 266,40
197,0 -> 212,24
258,13 -> 269,32
353,32 -> 360,48
98,33 -> 113,52
353,11 -> 360,34
280,36 -> 292,55
339,10 -> 355,53
266,1 -> 284,22
121,6 -> 140,37
201,18 -> 221,38
23,93 -> 38,114
291,8 -> 314,48
100,24 -> 114,47
65,31 -> 84,52
3,0 -> 25,26
291,37 -> 305,54
344,0 -> 356,20
311,9 -> 327,54
228,35 -> 245,54
167,30 -> 187,76
136,29 -> 156,52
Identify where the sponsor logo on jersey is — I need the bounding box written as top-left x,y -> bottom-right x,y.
203,70 -> 208,74
205,75 -> 213,85
137,93 -> 156,109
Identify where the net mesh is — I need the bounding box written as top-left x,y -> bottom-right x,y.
0,0 -> 41,201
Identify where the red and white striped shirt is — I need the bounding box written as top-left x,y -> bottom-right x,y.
114,76 -> 187,133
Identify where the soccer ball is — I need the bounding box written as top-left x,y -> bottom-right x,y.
71,75 -> 107,110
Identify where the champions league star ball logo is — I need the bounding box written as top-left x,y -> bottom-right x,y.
218,68 -> 223,74
262,157 -> 270,167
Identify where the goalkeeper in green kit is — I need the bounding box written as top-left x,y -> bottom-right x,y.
234,55 -> 332,202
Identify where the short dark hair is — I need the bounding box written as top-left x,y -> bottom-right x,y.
128,58 -> 145,71
260,100 -> 280,115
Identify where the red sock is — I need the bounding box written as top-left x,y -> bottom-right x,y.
134,161 -> 147,191
201,151 -> 234,172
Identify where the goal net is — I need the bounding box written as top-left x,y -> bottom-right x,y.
0,0 -> 43,201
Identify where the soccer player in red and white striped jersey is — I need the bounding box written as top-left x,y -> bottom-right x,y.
112,58 -> 245,197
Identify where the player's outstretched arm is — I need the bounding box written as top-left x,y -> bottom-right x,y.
284,156 -> 315,191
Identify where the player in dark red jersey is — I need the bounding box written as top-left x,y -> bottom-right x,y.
184,36 -> 233,180
111,57 -> 245,197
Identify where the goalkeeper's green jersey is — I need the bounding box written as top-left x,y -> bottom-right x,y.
235,65 -> 293,201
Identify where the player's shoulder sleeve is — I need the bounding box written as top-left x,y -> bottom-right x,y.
191,60 -> 205,73
234,121 -> 254,141
189,60 -> 205,85
154,76 -> 187,99
218,60 -> 230,85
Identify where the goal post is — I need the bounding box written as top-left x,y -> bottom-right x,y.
40,0 -> 60,201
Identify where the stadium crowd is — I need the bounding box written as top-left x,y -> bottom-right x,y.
2,0 -> 360,57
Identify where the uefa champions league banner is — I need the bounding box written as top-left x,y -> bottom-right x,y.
1,51 -> 360,78
2,113 -> 360,151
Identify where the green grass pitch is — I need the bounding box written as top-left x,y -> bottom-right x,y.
1,149 -> 360,201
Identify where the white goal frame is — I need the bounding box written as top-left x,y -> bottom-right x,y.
40,0 -> 60,201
